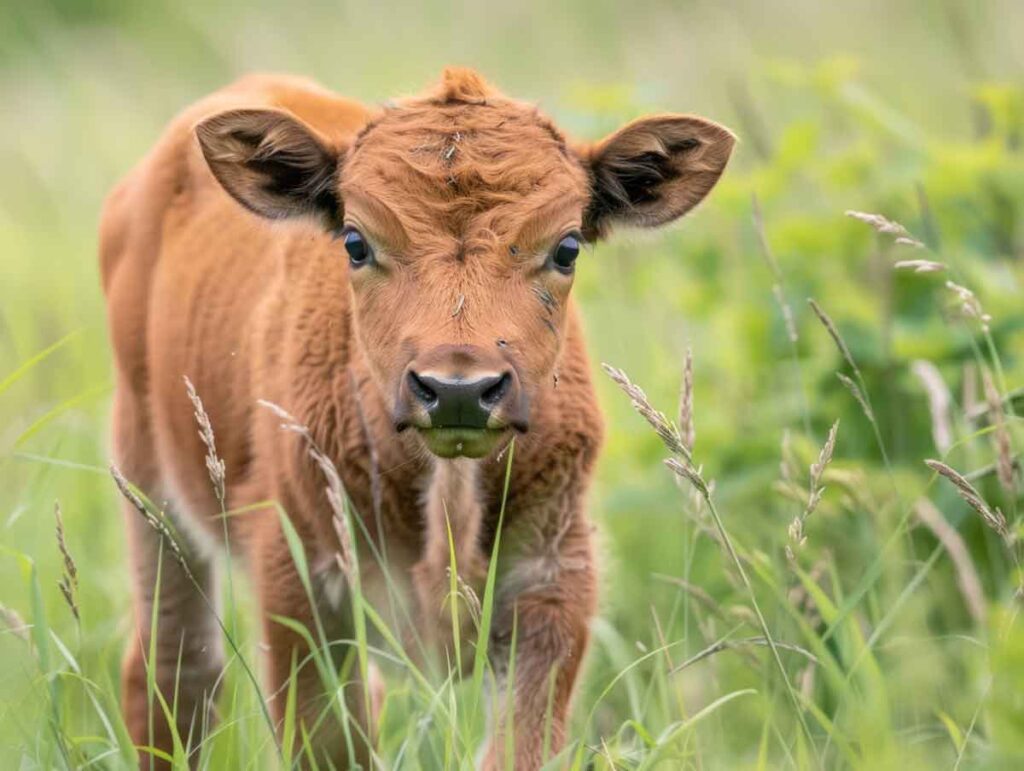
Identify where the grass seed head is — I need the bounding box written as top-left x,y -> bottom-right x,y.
845,209 -> 910,236
772,284 -> 799,343
0,604 -> 29,643
446,566 -> 482,624
808,298 -> 858,375
184,376 -> 226,508
945,281 -> 992,332
678,348 -> 695,454
603,363 -> 690,461
259,399 -> 357,581
110,464 -> 194,580
664,457 -> 708,496
925,459 -> 1010,542
894,237 -> 927,249
806,420 -> 839,517
911,360 -> 954,454
54,501 -> 79,621
836,373 -> 875,423
894,259 -> 944,272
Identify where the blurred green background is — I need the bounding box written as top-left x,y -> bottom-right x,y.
2,0 -> 1023,768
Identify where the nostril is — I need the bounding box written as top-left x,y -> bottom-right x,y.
407,371 -> 438,406
479,372 -> 512,409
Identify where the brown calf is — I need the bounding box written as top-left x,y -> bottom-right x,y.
100,68 -> 733,769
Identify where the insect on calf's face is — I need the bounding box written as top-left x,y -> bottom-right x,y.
196,69 -> 735,459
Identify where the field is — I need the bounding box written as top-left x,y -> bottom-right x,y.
2,0 -> 1024,768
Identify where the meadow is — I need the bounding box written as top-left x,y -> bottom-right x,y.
1,0 -> 1023,768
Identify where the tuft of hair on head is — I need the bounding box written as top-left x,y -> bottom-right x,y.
429,67 -> 496,104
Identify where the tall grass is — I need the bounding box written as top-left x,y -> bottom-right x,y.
2,1 -> 1024,768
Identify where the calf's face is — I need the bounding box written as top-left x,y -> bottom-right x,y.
197,70 -> 734,458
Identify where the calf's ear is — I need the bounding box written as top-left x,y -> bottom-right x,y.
195,109 -> 341,227
581,115 -> 735,240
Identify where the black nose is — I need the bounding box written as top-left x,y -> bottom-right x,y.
407,370 -> 511,429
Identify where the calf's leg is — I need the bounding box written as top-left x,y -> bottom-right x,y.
483,511 -> 596,770
115,389 -> 224,770
253,516 -> 379,768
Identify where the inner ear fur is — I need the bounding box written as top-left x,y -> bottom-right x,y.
195,108 -> 342,226
581,114 -> 736,240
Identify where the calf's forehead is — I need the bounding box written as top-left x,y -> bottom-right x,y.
339,100 -> 590,239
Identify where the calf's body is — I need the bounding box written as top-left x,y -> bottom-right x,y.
100,70 -> 732,768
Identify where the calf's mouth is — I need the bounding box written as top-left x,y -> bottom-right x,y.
417,426 -> 508,459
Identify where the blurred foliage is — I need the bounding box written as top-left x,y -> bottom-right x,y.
1,0 -> 1024,768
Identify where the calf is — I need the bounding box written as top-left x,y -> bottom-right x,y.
100,68 -> 733,769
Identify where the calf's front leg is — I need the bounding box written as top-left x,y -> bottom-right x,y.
483,507 -> 596,770
251,516 -> 378,768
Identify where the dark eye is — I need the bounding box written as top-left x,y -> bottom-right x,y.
551,234 -> 581,273
343,228 -> 372,267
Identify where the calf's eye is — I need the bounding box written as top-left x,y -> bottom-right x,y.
551,234 -> 581,273
343,228 -> 372,267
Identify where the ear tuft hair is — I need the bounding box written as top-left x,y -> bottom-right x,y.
429,67 -> 495,104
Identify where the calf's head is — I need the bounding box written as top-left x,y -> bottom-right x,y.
197,69 -> 734,458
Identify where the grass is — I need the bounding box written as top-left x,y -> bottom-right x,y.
2,0 -> 1024,768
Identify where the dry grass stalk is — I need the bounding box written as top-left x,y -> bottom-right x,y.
962,362 -> 979,423
914,497 -> 986,624
807,298 -> 858,375
0,603 -> 30,643
894,259 -> 945,273
678,348 -> 695,454
836,373 -> 875,423
184,376 -> 226,509
845,208 -> 926,247
54,502 -> 79,621
605,358 -> 815,744
772,285 -> 799,343
845,210 -> 907,234
445,566 -> 482,625
894,237 -> 927,249
110,464 -> 194,581
911,360 -> 954,454
602,364 -> 691,461
945,281 -> 992,332
983,370 -> 1016,496
786,421 -> 839,556
924,460 -> 1010,542
330,509 -> 356,585
665,458 -> 708,496
257,399 -> 356,579
806,421 -> 839,515
786,516 -> 807,556
604,362 -> 719,547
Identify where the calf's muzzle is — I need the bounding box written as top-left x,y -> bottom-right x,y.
394,345 -> 529,442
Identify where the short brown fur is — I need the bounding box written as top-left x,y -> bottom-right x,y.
100,68 -> 733,769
